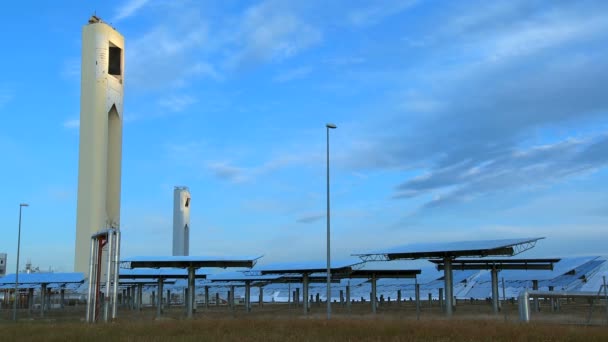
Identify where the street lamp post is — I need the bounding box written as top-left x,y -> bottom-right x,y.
326,123 -> 337,320
13,203 -> 29,321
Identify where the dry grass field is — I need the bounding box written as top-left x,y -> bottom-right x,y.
1,301 -> 608,341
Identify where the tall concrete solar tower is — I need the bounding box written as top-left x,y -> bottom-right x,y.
173,187 -> 191,256
74,16 -> 125,274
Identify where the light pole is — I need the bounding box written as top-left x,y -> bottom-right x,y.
13,203 -> 28,321
326,123 -> 336,320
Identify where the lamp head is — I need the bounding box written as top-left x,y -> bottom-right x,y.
20,203 -> 29,207
326,123 -> 337,129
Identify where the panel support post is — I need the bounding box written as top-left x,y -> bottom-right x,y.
187,266 -> 195,319
204,286 -> 209,309
167,289 -> 171,309
397,289 -> 402,306
28,288 -> 34,314
346,283 -> 351,312
245,281 -> 251,312
415,282 -> 421,320
60,288 -> 65,309
295,288 -> 300,307
532,280 -> 539,312
229,285 -> 235,310
303,273 -> 309,315
549,286 -> 555,312
157,278 -> 164,318
371,273 -> 377,314
258,286 -> 263,307
491,265 -> 499,314
518,291 -> 530,322
443,257 -> 453,317
40,284 -> 47,318
137,283 -> 143,311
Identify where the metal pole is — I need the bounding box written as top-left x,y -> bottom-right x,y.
245,281 -> 251,312
112,230 -> 121,320
104,231 -> 113,322
326,124 -> 334,320
13,204 -> 27,321
502,277 -> 507,322
603,276 -> 607,326
518,291 -> 530,322
86,237 -> 96,322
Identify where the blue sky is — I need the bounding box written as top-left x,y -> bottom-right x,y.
1,0 -> 607,272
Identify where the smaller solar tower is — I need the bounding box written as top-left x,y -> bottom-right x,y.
172,187 -> 191,256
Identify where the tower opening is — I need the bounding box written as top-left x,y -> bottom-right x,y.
108,45 -> 122,76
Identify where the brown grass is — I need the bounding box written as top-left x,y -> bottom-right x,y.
1,316 -> 608,341
1,302 -> 608,341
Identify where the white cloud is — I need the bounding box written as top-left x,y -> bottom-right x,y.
348,0 -> 417,27
229,1 -> 322,68
63,118 -> 80,129
113,0 -> 150,22
158,94 -> 197,112
206,162 -> 248,183
128,12 -> 210,90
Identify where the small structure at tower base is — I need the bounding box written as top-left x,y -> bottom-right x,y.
86,228 -> 120,323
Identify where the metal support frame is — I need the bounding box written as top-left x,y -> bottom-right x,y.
86,228 -> 120,323
511,240 -> 538,255
346,283 -> 351,312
